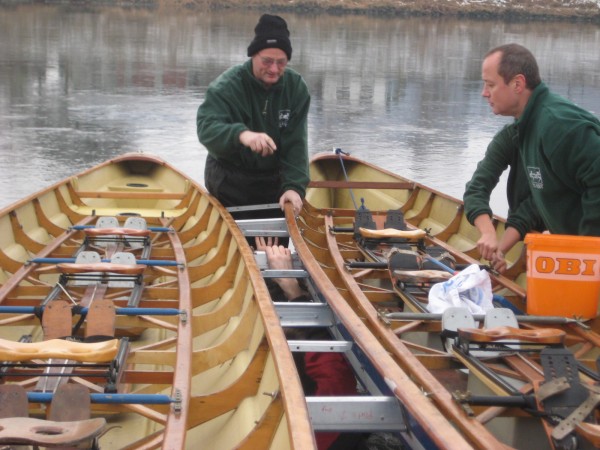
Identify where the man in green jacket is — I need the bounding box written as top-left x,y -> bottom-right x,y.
467,43 -> 600,270
197,14 -> 310,219
463,124 -> 544,272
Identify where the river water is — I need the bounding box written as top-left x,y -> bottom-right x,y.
1,5 -> 600,216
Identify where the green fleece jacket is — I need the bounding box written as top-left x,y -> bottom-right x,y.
516,83 -> 600,235
464,124 -> 544,238
196,60 -> 311,198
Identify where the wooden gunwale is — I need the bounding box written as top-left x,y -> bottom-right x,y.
0,216 -> 95,304
308,180 -> 415,190
285,204 -> 475,450
159,218 -> 191,449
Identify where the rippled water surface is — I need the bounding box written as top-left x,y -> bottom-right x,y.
1,5 -> 600,216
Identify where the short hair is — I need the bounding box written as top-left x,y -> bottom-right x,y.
485,43 -> 541,90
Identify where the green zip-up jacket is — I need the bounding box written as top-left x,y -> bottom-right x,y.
464,124 -> 544,238
197,60 -> 311,198
516,82 -> 600,235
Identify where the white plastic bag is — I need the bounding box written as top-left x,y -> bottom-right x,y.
427,264 -> 493,314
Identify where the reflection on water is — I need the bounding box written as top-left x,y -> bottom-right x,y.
1,5 -> 600,216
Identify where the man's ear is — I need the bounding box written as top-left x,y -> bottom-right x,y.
513,74 -> 527,93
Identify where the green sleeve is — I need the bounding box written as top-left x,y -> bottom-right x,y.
196,83 -> 247,157
463,126 -> 513,224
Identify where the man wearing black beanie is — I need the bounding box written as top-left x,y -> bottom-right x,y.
197,14 -> 310,223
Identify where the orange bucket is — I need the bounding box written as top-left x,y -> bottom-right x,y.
525,233 -> 600,318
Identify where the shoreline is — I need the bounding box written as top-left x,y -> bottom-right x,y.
204,0 -> 600,23
3,0 -> 600,23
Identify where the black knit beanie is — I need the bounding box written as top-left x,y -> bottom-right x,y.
247,14 -> 292,61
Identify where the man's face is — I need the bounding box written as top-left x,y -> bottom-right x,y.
481,51 -> 521,118
252,48 -> 288,87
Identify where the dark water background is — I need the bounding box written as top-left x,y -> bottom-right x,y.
1,4 -> 600,216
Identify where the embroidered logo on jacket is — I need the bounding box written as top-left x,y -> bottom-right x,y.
279,110 -> 290,129
527,166 -> 543,189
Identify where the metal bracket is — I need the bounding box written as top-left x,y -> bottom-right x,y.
235,217 -> 288,237
274,302 -> 334,328
287,339 -> 353,353
306,396 -> 407,432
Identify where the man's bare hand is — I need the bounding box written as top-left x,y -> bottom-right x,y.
240,131 -> 277,157
279,190 -> 303,216
490,249 -> 507,273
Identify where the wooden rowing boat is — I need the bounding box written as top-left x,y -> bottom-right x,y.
288,151 -> 600,449
0,153 -> 314,449
307,150 -> 527,308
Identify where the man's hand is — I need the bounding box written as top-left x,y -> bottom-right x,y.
239,131 -> 277,157
490,249 -> 507,273
474,214 -> 498,260
279,190 -> 303,216
477,231 -> 499,261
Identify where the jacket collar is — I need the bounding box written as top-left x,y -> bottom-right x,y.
515,82 -> 549,132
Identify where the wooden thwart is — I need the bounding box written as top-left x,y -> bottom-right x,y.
0,338 -> 119,362
84,227 -> 150,237
359,227 -> 427,239
58,262 -> 146,275
391,269 -> 452,283
458,326 -> 566,345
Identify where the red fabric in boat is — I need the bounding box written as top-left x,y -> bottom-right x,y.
304,351 -> 357,450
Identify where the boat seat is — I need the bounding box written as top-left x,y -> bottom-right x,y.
96,216 -> 119,228
108,252 -> 138,288
457,326 -> 566,345
0,338 -> 119,362
0,384 -> 105,447
93,216 -> 119,248
71,251 -> 102,286
124,216 -> 148,249
358,227 -> 427,240
441,307 -> 477,353
0,417 -> 106,447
